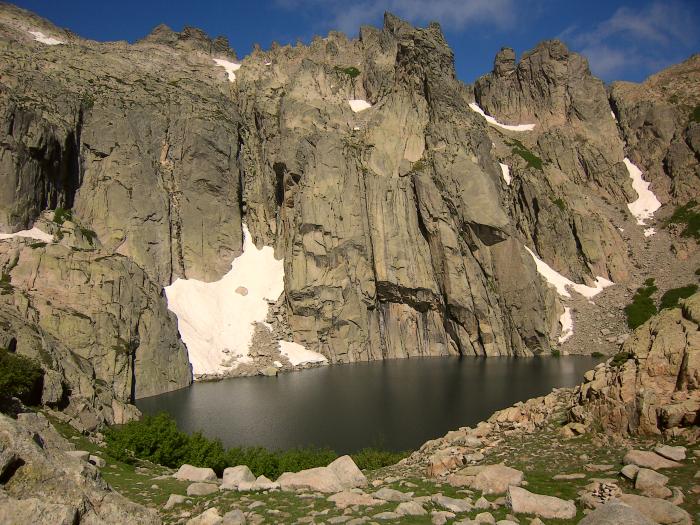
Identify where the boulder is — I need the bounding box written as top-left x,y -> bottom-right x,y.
328,455 -> 368,488
372,487 -> 413,502
222,509 -> 246,525
221,465 -> 255,489
635,468 -> 670,498
618,494 -> 692,525
578,501 -> 656,525
654,445 -> 686,462
506,486 -> 576,519
277,467 -> 344,493
327,491 -> 383,509
164,494 -> 187,510
187,508 -> 222,525
620,464 -> 639,480
65,450 -> 89,461
88,454 -> 106,468
0,494 -> 78,525
623,450 -> 682,470
432,494 -> 472,512
174,464 -> 218,482
187,483 -> 219,497
471,464 -> 524,495
395,501 -> 427,516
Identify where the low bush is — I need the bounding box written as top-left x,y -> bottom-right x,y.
665,200 -> 700,241
550,349 -> 561,357
591,351 -> 604,358
334,66 -> 360,78
104,413 -> 406,478
509,139 -> 543,170
0,348 -> 43,406
610,351 -> 633,368
659,284 -> 698,310
624,278 -> 657,329
53,207 -> 73,225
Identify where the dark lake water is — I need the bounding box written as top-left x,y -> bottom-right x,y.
137,356 -> 598,453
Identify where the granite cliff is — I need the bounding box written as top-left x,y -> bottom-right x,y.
0,3 -> 698,414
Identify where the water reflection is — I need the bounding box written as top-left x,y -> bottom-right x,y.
137,356 -> 597,453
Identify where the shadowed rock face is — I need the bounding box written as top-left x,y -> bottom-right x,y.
0,5 -> 696,390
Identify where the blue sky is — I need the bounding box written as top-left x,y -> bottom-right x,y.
13,0 -> 699,83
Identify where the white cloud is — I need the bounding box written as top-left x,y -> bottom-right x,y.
277,0 -> 515,35
561,1 -> 698,79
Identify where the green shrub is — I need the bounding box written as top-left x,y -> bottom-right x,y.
0,348 -> 43,405
624,278 -> 657,329
659,284 -> 698,310
610,351 -> 633,368
0,273 -> 12,295
509,139 -> 543,170
352,448 -> 409,471
665,200 -> 700,241
591,351 -> 604,358
553,198 -> 566,212
78,227 -> 98,245
28,242 -> 47,249
690,105 -> 700,123
550,349 -> 561,357
53,207 -> 73,225
334,66 -> 360,78
412,159 -> 426,172
104,413 -> 406,478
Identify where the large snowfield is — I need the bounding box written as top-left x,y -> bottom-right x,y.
624,158 -> 661,226
165,225 -> 326,376
348,99 -> 372,112
468,102 -> 536,131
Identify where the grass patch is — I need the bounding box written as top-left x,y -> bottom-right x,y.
28,241 -> 47,249
334,66 -> 360,78
105,413 -> 407,480
624,278 -> 657,329
665,200 -> 700,241
508,139 -> 543,170
553,197 -> 567,212
411,159 -> 426,172
659,284 -> 698,310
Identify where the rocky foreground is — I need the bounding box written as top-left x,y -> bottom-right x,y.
1,293 -> 698,524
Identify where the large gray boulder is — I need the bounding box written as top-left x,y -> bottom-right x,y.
578,502 -> 656,525
617,494 -> 692,525
471,464 -> 524,495
277,467 -> 345,493
221,465 -> 256,489
328,455 -> 368,488
174,464 -> 218,483
506,486 -> 576,519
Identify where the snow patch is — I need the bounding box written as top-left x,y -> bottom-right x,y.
499,163 -> 511,185
468,102 -> 535,131
611,111 -> 617,121
165,225 -> 327,376
348,99 -> 371,113
524,247 -> 614,299
0,227 -> 53,243
558,307 -> 573,343
264,61 -> 272,66
28,30 -> 63,46
644,227 -> 656,237
273,361 -> 283,368
624,158 -> 661,226
213,58 -> 241,82
279,341 -> 328,366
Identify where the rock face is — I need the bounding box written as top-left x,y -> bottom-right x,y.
0,412 -> 160,524
571,292 -> 700,435
610,54 -> 700,204
0,3 -> 659,377
0,234 -> 191,427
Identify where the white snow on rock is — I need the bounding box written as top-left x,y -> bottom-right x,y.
468,102 -> 535,131
644,227 -> 656,237
524,247 -> 614,299
499,163 -> 512,185
348,99 -> 372,113
28,30 -> 63,46
0,227 -> 53,243
611,111 -> 617,121
558,307 -> 573,343
624,158 -> 661,226
280,341 -> 328,366
213,58 -> 241,82
165,225 -> 326,376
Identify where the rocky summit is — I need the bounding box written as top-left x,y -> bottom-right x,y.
0,2 -> 698,524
